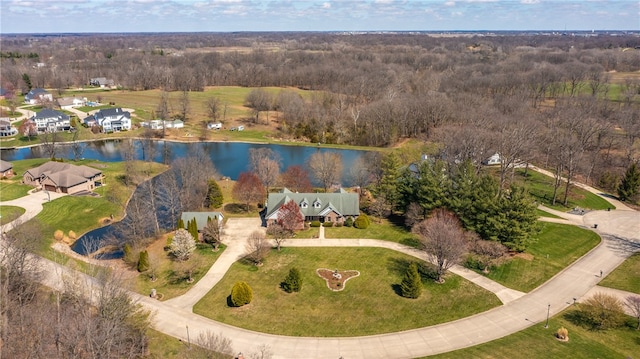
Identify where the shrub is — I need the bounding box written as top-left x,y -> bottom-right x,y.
68,230 -> 77,240
354,213 -> 370,229
322,222 -> 333,227
170,229 -> 196,261
335,222 -> 343,227
400,262 -> 422,299
310,221 -> 321,227
230,281 -> 253,307
54,230 -> 64,241
345,217 -> 354,227
282,267 -> 303,293
580,292 -> 626,330
556,327 -> 569,341
137,250 -> 150,272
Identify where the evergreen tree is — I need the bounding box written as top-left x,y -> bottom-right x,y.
230,281 -> 253,307
137,250 -> 150,272
618,163 -> 640,203
122,243 -> 136,265
376,152 -> 402,209
495,185 -> 541,251
188,219 -> 199,240
282,267 -> 303,293
177,218 -> 185,229
204,179 -> 224,208
400,262 -> 422,299
354,213 -> 370,229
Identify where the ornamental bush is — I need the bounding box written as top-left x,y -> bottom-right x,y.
345,217 -> 354,227
400,262 -> 422,299
282,267 -> 303,293
322,221 -> 333,227
230,281 -> 253,307
354,213 -> 370,229
310,220 -> 321,227
137,250 -> 150,272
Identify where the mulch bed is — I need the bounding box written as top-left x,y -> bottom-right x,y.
316,268 -> 360,291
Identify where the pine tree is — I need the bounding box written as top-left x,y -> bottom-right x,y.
137,250 -> 150,272
282,267 -> 302,293
188,219 -> 199,240
618,163 -> 640,203
400,262 -> 422,299
177,218 -> 185,229
204,179 -> 224,208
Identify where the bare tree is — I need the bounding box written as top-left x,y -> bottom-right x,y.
70,130 -> 85,161
232,172 -> 265,212
40,130 -> 61,159
245,230 -> 269,265
206,96 -> 221,122
412,208 -> 467,283
249,147 -> 281,193
202,218 -> 223,251
307,151 -> 343,192
626,295 -> 640,330
179,90 -> 190,122
191,331 -> 234,359
280,165 -> 313,193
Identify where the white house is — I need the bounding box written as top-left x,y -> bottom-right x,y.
207,122 -> 222,130
84,108 -> 131,132
482,153 -> 502,166
58,97 -> 86,110
31,109 -> 71,132
24,88 -> 53,105
89,77 -> 115,88
0,118 -> 18,137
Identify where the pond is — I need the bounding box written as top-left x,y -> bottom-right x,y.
1,139 -> 369,184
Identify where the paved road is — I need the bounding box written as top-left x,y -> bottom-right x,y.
2,169 -> 639,358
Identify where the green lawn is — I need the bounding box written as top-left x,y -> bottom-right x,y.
324,219 -> 419,247
600,253 -> 640,294
515,169 -> 613,211
193,247 -> 501,336
482,223 -> 601,292
425,307 -> 638,359
0,205 -> 26,225
134,243 -> 227,300
0,181 -> 33,201
536,208 -> 561,219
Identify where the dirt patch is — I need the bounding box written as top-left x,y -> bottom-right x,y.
513,252 -> 534,261
316,268 -> 360,291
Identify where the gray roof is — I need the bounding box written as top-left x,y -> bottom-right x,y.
25,88 -> 49,100
32,108 -> 69,121
25,161 -> 102,188
0,160 -> 12,172
94,108 -> 130,120
181,212 -> 224,231
265,188 -> 359,219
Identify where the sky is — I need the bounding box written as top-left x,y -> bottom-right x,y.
0,0 -> 638,34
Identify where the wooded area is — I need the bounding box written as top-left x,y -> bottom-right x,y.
2,32 -> 638,190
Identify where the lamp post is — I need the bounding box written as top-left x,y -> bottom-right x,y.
544,303 -> 550,328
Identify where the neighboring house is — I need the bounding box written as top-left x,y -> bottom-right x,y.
0,118 -> 18,137
23,161 -> 103,194
31,109 -> 71,132
140,119 -> 184,130
180,212 -> 224,231
83,108 -> 131,132
89,77 -> 115,88
0,160 -> 14,178
24,88 -> 53,105
58,97 -> 86,110
265,188 -> 359,229
207,122 -> 222,130
482,153 -> 502,166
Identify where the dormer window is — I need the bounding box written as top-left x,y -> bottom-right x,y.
300,199 -> 308,208
313,198 -> 322,208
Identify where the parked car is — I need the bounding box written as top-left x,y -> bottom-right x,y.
237,125 -> 244,131
230,127 -> 237,131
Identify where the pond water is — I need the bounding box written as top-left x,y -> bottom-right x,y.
2,139 -> 370,257
1,139 -> 368,183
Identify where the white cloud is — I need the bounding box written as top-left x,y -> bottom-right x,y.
520,0 -> 540,4
444,1 -> 455,6
322,2 -> 331,9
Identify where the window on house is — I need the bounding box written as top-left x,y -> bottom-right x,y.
300,200 -> 308,208
313,199 -> 321,208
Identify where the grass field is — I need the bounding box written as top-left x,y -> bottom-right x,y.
0,205 -> 25,225
425,307 -> 638,359
600,253 -> 640,294
481,223 -> 601,292
324,218 -> 419,247
132,240 -> 227,300
515,169 -> 613,211
0,158 -> 49,200
193,247 -> 501,336
535,208 -> 562,219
